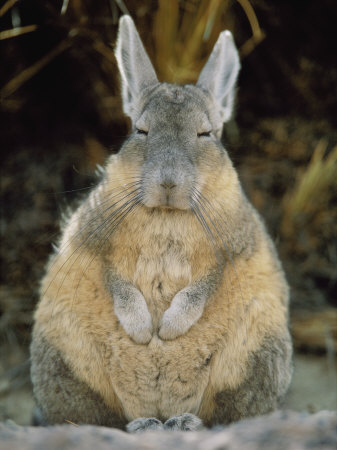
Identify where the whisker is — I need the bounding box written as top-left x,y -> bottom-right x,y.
190,190 -> 234,334
53,186 -> 97,195
53,189 -> 141,286
32,180 -> 142,246
71,193 -> 143,307
194,189 -> 235,267
190,195 -> 222,265
42,183 -> 143,306
194,188 -> 247,332
47,183 -> 141,272
48,189 -> 143,325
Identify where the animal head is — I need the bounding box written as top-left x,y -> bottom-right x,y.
114,15 -> 240,211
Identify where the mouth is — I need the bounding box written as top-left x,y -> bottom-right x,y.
143,201 -> 190,212
140,182 -> 192,211
142,197 -> 191,211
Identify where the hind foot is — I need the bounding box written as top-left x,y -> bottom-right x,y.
164,413 -> 203,431
126,417 -> 164,433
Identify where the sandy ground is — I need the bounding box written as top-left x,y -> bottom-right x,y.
284,353 -> 337,412
0,347 -> 335,426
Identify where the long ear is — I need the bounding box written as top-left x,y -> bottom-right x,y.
197,31 -> 240,123
115,15 -> 158,119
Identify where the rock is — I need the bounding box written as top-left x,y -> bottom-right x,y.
0,410 -> 336,450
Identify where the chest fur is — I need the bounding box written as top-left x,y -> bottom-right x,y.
136,237 -> 191,318
109,229 -> 192,324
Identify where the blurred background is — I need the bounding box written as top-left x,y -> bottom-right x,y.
0,0 -> 336,424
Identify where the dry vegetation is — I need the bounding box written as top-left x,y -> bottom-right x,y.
0,0 -> 336,423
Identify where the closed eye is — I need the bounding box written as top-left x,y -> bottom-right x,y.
197,131 -> 212,138
136,128 -> 148,135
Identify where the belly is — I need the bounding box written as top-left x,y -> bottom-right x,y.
110,251 -> 209,421
109,334 -> 213,421
94,236 -> 214,420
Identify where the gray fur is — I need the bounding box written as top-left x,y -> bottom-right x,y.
158,270 -> 219,340
105,270 -> 153,344
197,30 -> 240,124
115,15 -> 158,120
30,333 -> 126,428
106,266 -> 220,342
164,413 -> 204,431
30,15 -> 292,431
207,334 -> 293,426
126,418 -> 164,433
127,413 -> 204,433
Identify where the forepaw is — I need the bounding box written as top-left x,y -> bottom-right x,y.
164,413 -> 203,431
125,317 -> 153,345
126,417 -> 164,433
158,290 -> 204,340
158,315 -> 182,340
118,305 -> 153,344
158,307 -> 194,340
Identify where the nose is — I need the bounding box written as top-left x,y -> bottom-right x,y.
160,181 -> 177,190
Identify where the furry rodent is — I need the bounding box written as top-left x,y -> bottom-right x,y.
30,15 -> 292,432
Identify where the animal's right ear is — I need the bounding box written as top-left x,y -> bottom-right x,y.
115,15 -> 158,121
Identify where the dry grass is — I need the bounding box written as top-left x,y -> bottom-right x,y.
153,0 -> 264,83
282,140 -> 337,240
0,0 -> 19,17
1,0 -> 264,98
1,39 -> 72,100
0,24 -> 37,40
291,308 -> 337,352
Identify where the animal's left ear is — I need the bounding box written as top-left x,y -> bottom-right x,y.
197,31 -> 240,123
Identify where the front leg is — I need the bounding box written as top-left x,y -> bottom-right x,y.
159,272 -> 218,340
105,271 -> 153,344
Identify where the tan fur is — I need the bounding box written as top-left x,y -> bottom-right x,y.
31,16 -> 292,429
33,153 -> 290,423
